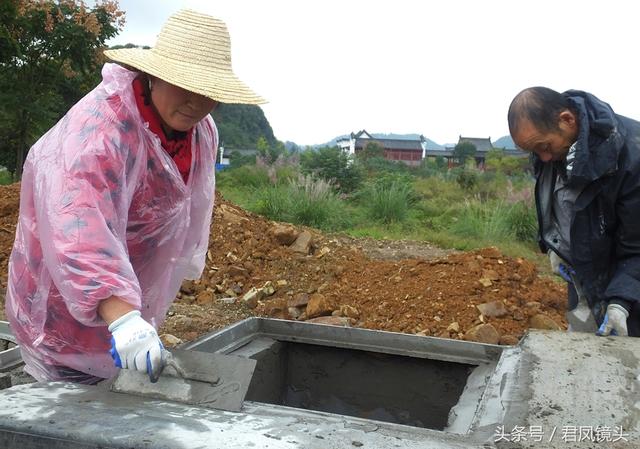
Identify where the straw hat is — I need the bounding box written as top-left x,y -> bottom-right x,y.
104,9 -> 265,105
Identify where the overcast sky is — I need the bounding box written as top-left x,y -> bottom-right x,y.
106,0 -> 640,146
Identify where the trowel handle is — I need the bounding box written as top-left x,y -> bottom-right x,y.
148,349 -> 188,383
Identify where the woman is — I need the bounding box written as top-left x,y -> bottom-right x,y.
5,9 -> 264,383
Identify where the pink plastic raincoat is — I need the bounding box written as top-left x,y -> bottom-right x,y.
5,63 -> 217,381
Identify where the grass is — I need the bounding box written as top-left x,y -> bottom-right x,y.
251,175 -> 352,231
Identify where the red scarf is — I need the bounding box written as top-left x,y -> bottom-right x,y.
132,76 -> 193,183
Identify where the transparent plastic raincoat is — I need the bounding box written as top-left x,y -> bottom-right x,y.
5,63 -> 217,381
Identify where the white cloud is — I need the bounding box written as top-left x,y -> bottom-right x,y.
108,0 -> 640,145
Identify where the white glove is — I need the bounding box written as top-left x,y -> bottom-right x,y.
597,304 -> 629,337
108,310 -> 163,375
549,250 -> 562,275
549,251 -> 573,282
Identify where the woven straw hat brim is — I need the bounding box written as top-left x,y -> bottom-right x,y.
104,47 -> 266,105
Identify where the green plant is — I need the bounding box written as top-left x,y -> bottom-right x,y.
0,0 -> 125,177
300,146 -> 363,193
453,141 -> 477,165
253,175 -> 349,230
450,199 -> 537,243
0,168 -> 13,185
365,181 -> 412,224
217,164 -> 271,189
455,169 -> 479,191
254,185 -> 289,221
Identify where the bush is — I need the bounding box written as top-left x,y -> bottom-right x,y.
364,181 -> 412,224
300,146 -> 363,193
253,175 -> 349,230
0,169 -> 13,185
455,169 -> 479,191
503,200 -> 538,241
450,199 -> 537,242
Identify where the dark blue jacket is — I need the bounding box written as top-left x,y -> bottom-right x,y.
534,90 -> 640,336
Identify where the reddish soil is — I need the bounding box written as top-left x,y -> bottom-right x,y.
0,183 -> 567,346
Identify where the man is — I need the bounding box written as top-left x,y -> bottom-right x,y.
508,87 -> 640,337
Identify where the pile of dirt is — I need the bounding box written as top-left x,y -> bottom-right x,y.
0,183 -> 566,346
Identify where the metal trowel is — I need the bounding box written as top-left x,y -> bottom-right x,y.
110,348 -> 256,412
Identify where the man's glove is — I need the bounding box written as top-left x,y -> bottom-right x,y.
109,310 -> 163,379
596,303 -> 629,337
549,251 -> 574,283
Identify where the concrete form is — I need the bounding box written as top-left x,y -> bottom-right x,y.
0,318 -> 638,448
0,321 -> 21,373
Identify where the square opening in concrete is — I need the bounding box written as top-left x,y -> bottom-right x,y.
184,319 -> 502,433
244,340 -> 474,430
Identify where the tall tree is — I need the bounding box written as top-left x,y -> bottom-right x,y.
453,141 -> 477,166
0,0 -> 125,177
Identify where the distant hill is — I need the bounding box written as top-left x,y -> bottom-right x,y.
493,135 -> 516,150
211,104 -> 277,149
311,133 -> 444,150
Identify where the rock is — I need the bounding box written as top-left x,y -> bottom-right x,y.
436,330 -> 450,338
290,231 -> 313,254
217,297 -> 236,304
481,269 -> 500,281
464,324 -> 500,344
478,278 -> 493,287
264,298 -> 288,317
160,334 -> 183,348
529,314 -> 562,330
288,293 -> 310,308
242,261 -> 255,272
305,316 -> 351,327
288,307 -> 302,320
339,305 -> 360,319
316,246 -> 331,258
272,224 -> 299,246
242,287 -> 263,309
524,301 -> 542,310
499,335 -> 520,346
223,289 -> 237,297
180,280 -> 196,295
195,290 -> 215,305
276,279 -> 288,287
476,300 -> 508,318
218,204 -> 248,224
306,293 -> 334,318
446,322 -> 460,333
261,281 -> 276,297
228,265 -> 247,277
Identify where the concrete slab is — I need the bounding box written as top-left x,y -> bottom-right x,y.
0,323 -> 638,448
500,331 -> 640,448
0,382 -> 482,449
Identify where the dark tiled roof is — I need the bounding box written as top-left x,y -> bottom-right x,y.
458,137 -> 493,152
355,138 -> 422,151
